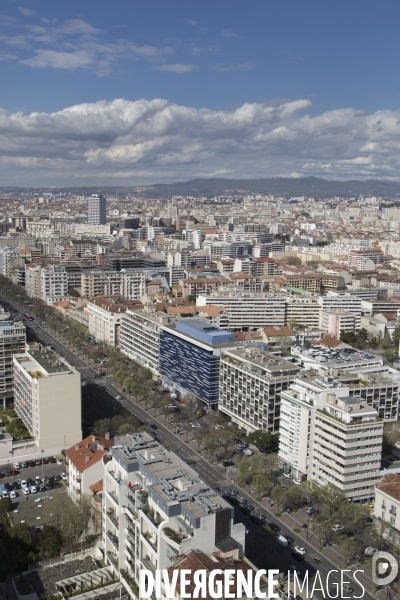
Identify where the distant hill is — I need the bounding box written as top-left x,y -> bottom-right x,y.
3,176 -> 400,198
146,176 -> 400,198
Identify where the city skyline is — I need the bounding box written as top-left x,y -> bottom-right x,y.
1,1 -> 400,185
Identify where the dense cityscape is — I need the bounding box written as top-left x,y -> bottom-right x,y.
0,184 -> 399,599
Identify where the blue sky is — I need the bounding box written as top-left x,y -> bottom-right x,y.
1,0 -> 400,186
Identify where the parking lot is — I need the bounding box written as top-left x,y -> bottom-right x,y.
0,460 -> 65,504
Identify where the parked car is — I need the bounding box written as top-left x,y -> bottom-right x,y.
191,423 -> 201,428
291,552 -> 305,562
35,460 -> 41,466
115,395 -> 122,400
294,546 -> 307,555
243,449 -> 253,456
42,458 -> 49,465
229,489 -> 238,496
13,462 -> 21,469
293,479 -> 302,486
61,473 -> 67,480
22,487 -> 30,495
268,523 -> 281,532
49,457 -> 57,463
332,524 -> 344,532
283,535 -> 294,544
10,491 -> 17,499
21,462 -> 28,468
2,491 -> 10,499
305,507 -> 318,515
255,513 -> 266,522
364,547 -> 378,556
29,461 -> 36,467
54,475 -> 61,481
29,486 -> 37,494
237,496 -> 246,504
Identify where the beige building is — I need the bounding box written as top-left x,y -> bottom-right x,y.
87,296 -> 143,347
0,320 -> 26,409
374,474 -> 400,544
13,348 -> 82,451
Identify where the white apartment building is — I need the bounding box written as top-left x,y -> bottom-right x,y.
0,320 -> 26,409
219,347 -> 300,434
291,346 -> 382,372
65,434 -> 114,504
318,295 -> 362,330
374,474 -> 400,545
13,348 -> 82,451
197,291 -> 286,330
25,264 -> 41,299
40,264 -> 69,302
0,247 -> 19,277
120,309 -> 170,374
88,297 -> 132,347
319,309 -> 357,338
285,297 -> 321,329
279,376 -> 383,502
121,270 -> 146,300
102,432 -> 245,599
80,270 -> 123,298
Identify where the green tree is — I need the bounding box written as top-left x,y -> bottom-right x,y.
270,486 -> 286,511
252,473 -> 270,497
38,525 -> 62,558
93,418 -> 111,437
247,430 -> 273,451
283,485 -> 305,509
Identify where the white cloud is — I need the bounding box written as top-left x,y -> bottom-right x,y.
221,28 -> 244,39
214,61 -> 251,72
18,7 -> 35,17
22,49 -> 93,69
2,97 -> 400,185
154,63 -> 197,73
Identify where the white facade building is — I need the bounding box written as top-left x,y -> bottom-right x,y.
219,347 -> 300,434
102,431 -> 245,599
88,194 -> 107,225
120,310 -> 170,374
0,320 -> 26,409
13,348 -> 82,451
40,264 -> 69,302
279,376 -> 383,502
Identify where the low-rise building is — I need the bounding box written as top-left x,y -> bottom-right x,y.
374,474 -> 400,544
65,434 -> 114,504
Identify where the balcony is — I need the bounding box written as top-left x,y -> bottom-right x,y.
107,509 -> 119,529
390,508 -> 397,516
107,551 -> 119,570
107,531 -> 119,550
142,556 -> 156,575
143,531 -> 158,551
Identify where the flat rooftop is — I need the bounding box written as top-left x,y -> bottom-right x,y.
223,347 -> 300,377
297,346 -> 381,365
15,350 -> 72,376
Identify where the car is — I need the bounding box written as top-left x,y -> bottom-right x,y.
29,461 -> 36,467
246,503 -> 254,511
283,535 -> 294,544
305,507 -> 318,515
229,489 -> 238,496
283,472 -> 292,478
255,513 -> 266,522
21,479 -> 27,487
115,395 -> 122,400
2,470 -> 10,477
191,423 -> 201,428
13,462 -> 21,469
54,475 -> 61,481
251,515 -> 261,524
29,486 -> 37,493
45,483 -> 53,490
235,443 -> 245,451
243,449 -> 253,456
12,482 -> 20,490
294,546 -> 307,555
39,485 -> 46,492
293,479 -> 302,486
222,489 -> 231,497
332,524 -> 344,532
20,462 -> 28,468
364,547 -> 378,556
27,478 -> 34,485
237,496 -> 246,504
2,491 -> 10,499
150,424 -> 158,430
291,552 -> 305,562
49,457 -> 57,463
42,458 -> 48,465
61,473 -> 67,480
35,460 -> 41,466
280,484 -> 288,490
10,490 -> 17,499
22,487 -> 30,495
268,523 -> 281,532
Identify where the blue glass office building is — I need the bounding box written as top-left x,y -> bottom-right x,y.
159,319 -> 235,406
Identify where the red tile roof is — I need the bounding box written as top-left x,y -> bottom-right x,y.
65,435 -> 114,473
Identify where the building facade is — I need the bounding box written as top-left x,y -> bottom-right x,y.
88,194 -> 107,225
120,310 -> 170,374
0,320 -> 26,408
13,348 -> 82,451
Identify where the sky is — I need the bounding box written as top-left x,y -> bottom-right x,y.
1,0 -> 400,187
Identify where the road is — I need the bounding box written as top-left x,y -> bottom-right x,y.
0,293 -> 377,599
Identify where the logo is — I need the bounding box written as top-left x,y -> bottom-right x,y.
372,552 -> 399,586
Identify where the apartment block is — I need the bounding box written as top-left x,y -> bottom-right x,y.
102,432 -> 245,598
120,309 -> 170,374
279,376 -> 383,502
88,194 -> 107,225
160,319 -> 235,406
197,292 -> 286,330
319,309 -> 357,338
219,347 -> 300,434
285,297 -> 321,328
0,320 -> 26,408
88,296 -> 143,347
40,264 -> 69,302
374,474 -> 400,545
13,348 -> 82,451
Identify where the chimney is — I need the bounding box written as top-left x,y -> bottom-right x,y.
85,454 -> 90,463
105,431 -> 110,440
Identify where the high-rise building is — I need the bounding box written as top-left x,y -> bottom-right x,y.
88,194 -> 107,225
159,319 -> 235,406
278,376 -> 383,502
120,309 -> 170,374
0,320 -> 26,409
102,431 -> 245,595
219,347 -> 300,434
13,348 -> 82,451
